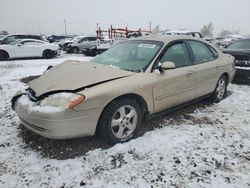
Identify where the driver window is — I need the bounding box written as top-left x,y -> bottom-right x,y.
160,42 -> 191,68
7,36 -> 16,43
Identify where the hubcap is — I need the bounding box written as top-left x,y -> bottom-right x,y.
216,78 -> 226,100
111,105 -> 138,139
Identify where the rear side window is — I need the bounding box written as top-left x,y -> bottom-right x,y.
188,41 -> 215,64
160,42 -> 191,68
21,41 -> 44,45
19,35 -> 26,39
17,35 -> 42,40
29,36 -> 38,40
88,37 -> 97,41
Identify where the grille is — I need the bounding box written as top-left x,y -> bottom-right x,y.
235,60 -> 250,67
234,55 -> 250,61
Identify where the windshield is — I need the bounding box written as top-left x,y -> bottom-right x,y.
228,40 -> 250,50
92,40 -> 163,72
10,39 -> 22,45
73,36 -> 84,42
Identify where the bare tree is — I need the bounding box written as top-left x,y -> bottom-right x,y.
200,23 -> 214,37
152,25 -> 161,34
0,30 -> 8,35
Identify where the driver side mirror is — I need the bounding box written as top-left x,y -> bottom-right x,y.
160,61 -> 176,70
17,43 -> 22,47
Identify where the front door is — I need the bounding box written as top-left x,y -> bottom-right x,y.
152,41 -> 196,113
15,40 -> 37,58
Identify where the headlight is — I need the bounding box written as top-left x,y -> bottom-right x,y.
40,92 -> 85,109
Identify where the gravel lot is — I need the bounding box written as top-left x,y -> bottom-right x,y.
0,55 -> 249,188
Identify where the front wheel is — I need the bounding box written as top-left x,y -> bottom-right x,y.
42,50 -> 54,59
210,75 -> 227,103
97,98 -> 142,144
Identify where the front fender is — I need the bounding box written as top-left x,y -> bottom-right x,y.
74,74 -> 154,114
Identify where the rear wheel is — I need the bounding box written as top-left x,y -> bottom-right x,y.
97,98 -> 142,144
85,49 -> 96,57
0,50 -> 9,61
42,50 -> 54,59
210,75 -> 227,103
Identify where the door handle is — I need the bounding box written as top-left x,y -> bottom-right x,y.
186,72 -> 193,78
216,65 -> 220,69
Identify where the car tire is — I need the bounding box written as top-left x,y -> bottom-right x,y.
97,98 -> 142,144
209,75 -> 228,103
0,50 -> 9,61
73,47 -> 79,54
42,50 -> 54,59
85,49 -> 96,57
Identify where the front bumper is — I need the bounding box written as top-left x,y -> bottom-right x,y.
13,96 -> 102,139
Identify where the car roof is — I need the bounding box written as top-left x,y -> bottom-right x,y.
132,34 -> 206,44
165,30 -> 201,34
6,34 -> 41,37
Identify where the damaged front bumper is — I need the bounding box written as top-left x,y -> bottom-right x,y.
12,94 -> 102,139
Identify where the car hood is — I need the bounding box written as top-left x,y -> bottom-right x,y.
223,49 -> 250,67
29,60 -> 135,97
223,49 -> 250,58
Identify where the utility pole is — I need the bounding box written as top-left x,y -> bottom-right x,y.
38,26 -> 42,35
232,21 -> 235,34
149,21 -> 152,32
64,19 -> 67,36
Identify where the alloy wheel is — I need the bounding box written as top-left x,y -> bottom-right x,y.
216,77 -> 226,100
111,105 -> 138,139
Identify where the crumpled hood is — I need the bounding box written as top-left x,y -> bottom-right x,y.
29,60 -> 134,97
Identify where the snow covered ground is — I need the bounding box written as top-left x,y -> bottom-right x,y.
0,55 -> 250,188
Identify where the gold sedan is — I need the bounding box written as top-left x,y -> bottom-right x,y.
12,35 -> 235,144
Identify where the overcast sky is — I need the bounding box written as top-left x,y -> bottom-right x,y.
0,0 -> 250,36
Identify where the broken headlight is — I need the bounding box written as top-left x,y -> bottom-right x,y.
40,92 -> 85,110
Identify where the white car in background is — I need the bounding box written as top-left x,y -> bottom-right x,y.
163,30 -> 203,38
0,39 -> 59,61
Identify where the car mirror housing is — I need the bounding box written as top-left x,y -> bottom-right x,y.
160,61 -> 176,70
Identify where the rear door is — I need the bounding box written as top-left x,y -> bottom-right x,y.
187,40 -> 220,97
152,41 -> 196,113
83,37 -> 97,49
